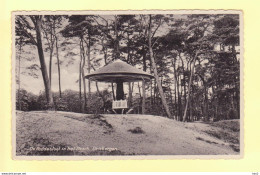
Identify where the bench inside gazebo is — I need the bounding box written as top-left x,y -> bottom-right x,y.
112,100 -> 128,114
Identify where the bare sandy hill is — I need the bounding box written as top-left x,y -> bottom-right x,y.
15,111 -> 239,156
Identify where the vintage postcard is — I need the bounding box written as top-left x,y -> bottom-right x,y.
12,10 -> 243,160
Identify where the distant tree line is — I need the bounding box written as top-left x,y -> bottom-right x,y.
15,14 -> 240,121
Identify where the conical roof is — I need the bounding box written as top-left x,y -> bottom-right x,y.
85,60 -> 153,82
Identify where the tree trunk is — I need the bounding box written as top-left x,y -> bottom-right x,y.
171,58 -> 178,120
142,80 -> 146,114
80,39 -> 87,113
189,89 -> 193,121
95,81 -> 106,111
203,84 -> 209,121
180,56 -> 187,107
174,80 -> 177,120
180,80 -> 184,120
142,48 -> 147,114
232,44 -> 240,118
188,62 -> 192,121
42,21 -> 55,90
79,53 -> 82,112
142,46 -> 147,72
49,48 -> 53,89
81,66 -> 87,113
128,82 -> 132,107
150,58 -> 153,110
177,70 -> 181,120
87,39 -> 91,96
212,85 -> 217,120
183,56 -> 197,121
236,88 -> 240,119
137,81 -> 142,112
18,40 -> 22,110
148,15 -> 171,118
149,80 -> 152,106
35,16 -> 54,109
169,88 -> 174,115
154,81 -> 157,105
114,15 -> 120,60
55,36 -> 62,98
138,82 -> 142,98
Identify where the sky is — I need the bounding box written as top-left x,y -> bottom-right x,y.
16,44 -> 110,95
15,14 -> 177,95
16,41 -> 146,96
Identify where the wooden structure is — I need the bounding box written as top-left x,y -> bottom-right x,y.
85,59 -> 153,113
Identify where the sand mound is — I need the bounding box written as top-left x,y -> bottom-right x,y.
15,111 -> 239,156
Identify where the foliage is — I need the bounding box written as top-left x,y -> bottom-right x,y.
16,89 -> 113,114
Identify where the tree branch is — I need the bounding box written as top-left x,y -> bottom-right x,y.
151,18 -> 162,39
20,27 -> 37,45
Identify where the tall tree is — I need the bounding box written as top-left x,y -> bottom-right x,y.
15,15 -> 54,109
181,15 -> 213,122
42,16 -> 55,89
148,15 -> 172,118
15,36 -> 24,110
61,15 -> 99,113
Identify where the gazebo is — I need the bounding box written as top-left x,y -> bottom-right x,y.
85,59 -> 153,113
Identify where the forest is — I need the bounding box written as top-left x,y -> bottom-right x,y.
15,14 -> 240,122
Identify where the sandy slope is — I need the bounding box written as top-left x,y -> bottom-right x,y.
16,111 -> 238,155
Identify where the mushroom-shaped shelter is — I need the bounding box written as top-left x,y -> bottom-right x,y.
85,60 -> 153,111
85,59 -> 153,83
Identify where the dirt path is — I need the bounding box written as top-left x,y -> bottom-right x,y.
15,111 -> 238,155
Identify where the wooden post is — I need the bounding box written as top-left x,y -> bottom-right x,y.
142,79 -> 146,114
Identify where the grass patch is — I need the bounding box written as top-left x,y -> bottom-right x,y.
64,114 -> 114,134
203,120 -> 240,152
209,120 -> 240,132
128,127 -> 145,134
204,130 -> 239,144
196,137 -> 218,145
229,144 -> 240,152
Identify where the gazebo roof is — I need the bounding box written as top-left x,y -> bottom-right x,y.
85,60 -> 153,82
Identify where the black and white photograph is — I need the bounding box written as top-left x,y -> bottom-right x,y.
12,11 -> 243,158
